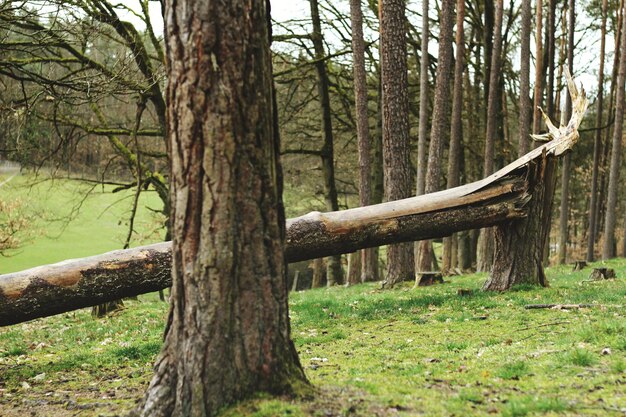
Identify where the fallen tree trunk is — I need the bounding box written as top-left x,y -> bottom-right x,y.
0,73 -> 588,326
0,176 -> 529,326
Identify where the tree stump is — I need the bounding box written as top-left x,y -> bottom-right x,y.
572,260 -> 587,271
588,268 -> 616,280
417,272 -> 444,286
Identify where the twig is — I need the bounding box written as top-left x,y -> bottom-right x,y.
517,320 -> 570,331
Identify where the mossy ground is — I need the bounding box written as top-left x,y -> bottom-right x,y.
0,261 -> 624,416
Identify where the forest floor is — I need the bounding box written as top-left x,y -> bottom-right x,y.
0,260 -> 624,417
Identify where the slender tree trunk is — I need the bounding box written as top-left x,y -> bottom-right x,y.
533,0 -> 544,135
350,0 -> 376,283
416,0 -> 455,279
557,0 -> 574,264
602,0 -> 626,260
477,0 -> 503,273
380,0 -> 414,287
587,0 -> 608,262
442,0 -> 465,274
546,0 -> 557,120
519,0 -> 532,156
138,1 -> 307,415
414,0 -> 430,276
309,0 -> 343,285
416,0 -> 429,196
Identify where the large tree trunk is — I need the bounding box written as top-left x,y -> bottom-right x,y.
380,0 -> 414,287
309,0 -> 344,286
477,0 -> 504,273
138,1 -> 308,415
416,0 -> 455,277
350,0 -> 376,284
442,0 -> 465,274
586,0 -> 607,262
602,0 -> 626,260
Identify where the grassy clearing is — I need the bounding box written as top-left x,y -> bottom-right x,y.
0,259 -> 624,416
0,173 -> 165,273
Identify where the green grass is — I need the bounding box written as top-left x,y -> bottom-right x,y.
1,176 -> 625,416
0,173 -> 165,273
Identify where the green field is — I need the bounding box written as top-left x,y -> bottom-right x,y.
0,173 -> 165,274
0,175 -> 625,416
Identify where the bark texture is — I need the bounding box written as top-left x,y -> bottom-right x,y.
138,1 -> 307,415
380,0 -> 414,286
602,0 -> 626,259
350,0 -> 376,283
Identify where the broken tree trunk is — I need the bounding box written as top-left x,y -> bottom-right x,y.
0,74 -> 587,326
483,70 -> 588,291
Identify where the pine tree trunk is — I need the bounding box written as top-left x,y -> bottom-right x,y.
477,0 -> 504,272
350,0 -> 376,283
138,2 -> 308,414
442,0 -> 465,274
586,0 -> 607,262
309,0 -> 344,286
380,0 -> 414,287
602,0 -> 626,260
417,0 -> 455,279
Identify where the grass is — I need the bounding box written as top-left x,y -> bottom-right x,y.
0,176 -> 625,416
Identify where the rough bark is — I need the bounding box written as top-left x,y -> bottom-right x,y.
380,0 -> 414,287
350,0 -> 376,283
137,1 -> 308,415
442,0 -> 465,274
557,0 -> 575,265
416,0 -> 455,277
309,0 -> 344,286
587,0 -> 608,262
602,0 -> 626,260
477,0 -> 503,273
518,0 -> 532,156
